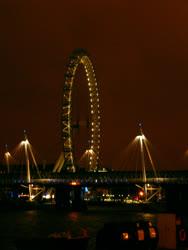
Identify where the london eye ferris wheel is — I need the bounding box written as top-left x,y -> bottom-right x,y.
61,49 -> 101,172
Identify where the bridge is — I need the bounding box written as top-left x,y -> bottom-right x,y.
1,170 -> 188,187
1,169 -> 188,212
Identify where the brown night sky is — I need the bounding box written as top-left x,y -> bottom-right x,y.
1,1 -> 188,170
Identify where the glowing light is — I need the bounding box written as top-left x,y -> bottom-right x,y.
149,228 -> 157,238
70,181 -> 80,186
5,152 -> 11,158
121,232 -> 129,240
139,190 -> 144,197
88,149 -> 94,154
21,139 -> 29,146
136,135 -> 145,140
137,229 -> 145,241
43,194 -> 51,199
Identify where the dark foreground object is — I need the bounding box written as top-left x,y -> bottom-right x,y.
96,220 -> 159,250
15,237 -> 89,250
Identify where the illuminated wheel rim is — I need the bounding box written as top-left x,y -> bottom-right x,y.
62,49 -> 100,172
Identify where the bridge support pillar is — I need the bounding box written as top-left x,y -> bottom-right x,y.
55,186 -> 71,209
55,186 -> 87,211
71,186 -> 87,211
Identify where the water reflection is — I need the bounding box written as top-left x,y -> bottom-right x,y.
0,206 -> 158,250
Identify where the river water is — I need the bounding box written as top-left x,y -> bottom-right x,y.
0,205 -> 159,250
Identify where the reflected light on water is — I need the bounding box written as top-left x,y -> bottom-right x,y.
68,212 -> 79,222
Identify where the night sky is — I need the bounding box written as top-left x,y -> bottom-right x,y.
1,1 -> 188,171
